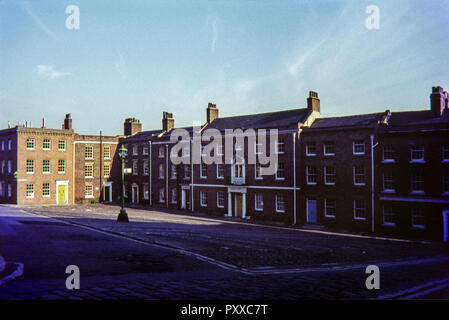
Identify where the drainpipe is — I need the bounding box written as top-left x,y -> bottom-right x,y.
293,132 -> 297,225
191,137 -> 194,213
165,144 -> 169,208
149,141 -> 152,206
370,134 -> 378,233
100,131 -> 103,203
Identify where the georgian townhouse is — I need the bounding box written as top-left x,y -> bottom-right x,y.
73,134 -> 121,203
374,86 -> 449,241
0,114 -> 75,204
188,92 -> 321,223
299,112 -> 386,232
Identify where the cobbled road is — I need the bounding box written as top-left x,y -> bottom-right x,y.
0,204 -> 448,299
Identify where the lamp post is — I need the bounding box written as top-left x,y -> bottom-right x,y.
117,145 -> 129,222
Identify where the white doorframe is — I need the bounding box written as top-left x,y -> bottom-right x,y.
56,180 -> 69,205
103,182 -> 112,202
443,210 -> 449,242
131,183 -> 139,204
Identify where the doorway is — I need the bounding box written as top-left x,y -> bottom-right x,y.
234,194 -> 243,217
306,199 -> 317,223
103,182 -> 112,202
56,180 -> 68,205
131,183 -> 139,204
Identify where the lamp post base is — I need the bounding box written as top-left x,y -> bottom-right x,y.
117,208 -> 129,222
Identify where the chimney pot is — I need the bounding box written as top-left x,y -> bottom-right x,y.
307,91 -> 320,113
206,102 -> 219,123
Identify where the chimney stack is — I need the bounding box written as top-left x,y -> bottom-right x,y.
206,102 -> 219,123
63,113 -> 72,130
162,112 -> 174,131
307,91 -> 320,113
124,118 -> 142,136
430,86 -> 448,117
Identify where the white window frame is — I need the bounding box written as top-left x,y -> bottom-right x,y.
216,144 -> 224,156
7,160 -> 11,174
26,184 -> 34,198
353,199 -> 366,220
171,188 -> 177,203
324,166 -> 336,185
275,194 -> 285,213
58,160 -> 66,173
85,164 -> 94,178
275,139 -> 285,154
254,193 -> 263,211
275,162 -> 285,180
85,183 -> 94,198
43,139 -> 51,151
382,173 -> 395,193
411,174 -> 425,195
254,163 -> 262,180
26,159 -> 35,174
58,140 -> 66,151
254,143 -> 263,155
170,164 -> 176,179
132,160 -> 138,176
306,142 -> 316,156
104,163 -> 111,178
217,191 -> 225,208
158,146 -> 164,158
443,145 -> 449,162
200,191 -> 207,207
104,145 -> 111,159
158,164 -> 164,179
324,199 -> 336,218
143,183 -> 149,200
382,146 -> 395,163
42,183 -> 50,198
411,208 -> 425,229
410,146 -> 425,163
7,184 -> 11,198
306,166 -> 317,185
142,145 -> 149,156
216,164 -> 224,179
85,145 -> 94,160
159,188 -> 165,203
8,140 -> 11,151
323,142 -> 335,156
353,140 -> 365,155
184,164 -> 191,179
382,206 -> 395,226
353,166 -> 366,186
43,159 -> 51,174
200,163 -> 207,179
26,138 -> 35,150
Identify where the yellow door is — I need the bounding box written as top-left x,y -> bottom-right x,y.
58,185 -> 66,204
236,194 -> 242,217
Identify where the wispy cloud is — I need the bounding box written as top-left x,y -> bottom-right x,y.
36,65 -> 71,79
19,1 -> 58,40
210,19 -> 218,54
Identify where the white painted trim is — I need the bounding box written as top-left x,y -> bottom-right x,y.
190,183 -> 300,190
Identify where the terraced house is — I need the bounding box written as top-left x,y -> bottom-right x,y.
1,86 -> 448,241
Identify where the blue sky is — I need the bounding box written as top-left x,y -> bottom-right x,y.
1,0 -> 448,135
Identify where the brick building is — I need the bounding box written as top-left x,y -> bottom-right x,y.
0,114 -> 121,205
1,86 -> 448,241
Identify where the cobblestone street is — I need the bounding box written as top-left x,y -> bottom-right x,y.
1,204 -> 448,299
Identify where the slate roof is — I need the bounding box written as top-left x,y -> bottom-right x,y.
123,129 -> 164,142
310,112 -> 384,129
387,110 -> 449,126
205,108 -> 311,131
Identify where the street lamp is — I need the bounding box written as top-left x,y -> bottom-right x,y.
117,145 -> 129,222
